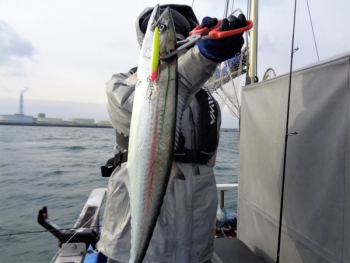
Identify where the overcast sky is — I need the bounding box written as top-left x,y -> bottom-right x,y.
0,0 -> 349,127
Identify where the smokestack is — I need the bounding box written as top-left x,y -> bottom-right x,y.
19,88 -> 28,115
19,93 -> 23,115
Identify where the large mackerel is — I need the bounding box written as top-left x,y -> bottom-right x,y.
127,5 -> 177,263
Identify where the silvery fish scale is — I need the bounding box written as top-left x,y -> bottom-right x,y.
127,5 -> 177,263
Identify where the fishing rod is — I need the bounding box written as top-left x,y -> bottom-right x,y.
276,0 -> 298,262
48,183 -> 123,262
49,200 -> 107,262
0,225 -> 102,237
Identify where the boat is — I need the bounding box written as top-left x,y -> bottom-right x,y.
37,0 -> 349,262
37,189 -> 108,263
38,184 -> 265,263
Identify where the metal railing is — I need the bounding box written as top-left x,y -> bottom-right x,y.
217,183 -> 238,209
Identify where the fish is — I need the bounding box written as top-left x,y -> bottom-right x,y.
127,5 -> 178,263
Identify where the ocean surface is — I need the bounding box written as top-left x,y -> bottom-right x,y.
0,126 -> 239,263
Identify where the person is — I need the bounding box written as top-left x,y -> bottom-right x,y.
97,4 -> 245,263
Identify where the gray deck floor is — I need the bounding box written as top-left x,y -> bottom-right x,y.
212,238 -> 264,263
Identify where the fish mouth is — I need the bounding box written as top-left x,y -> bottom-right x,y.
147,5 -> 160,32
148,5 -> 173,32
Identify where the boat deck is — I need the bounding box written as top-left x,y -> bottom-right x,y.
213,238 -> 264,263
52,187 -> 264,263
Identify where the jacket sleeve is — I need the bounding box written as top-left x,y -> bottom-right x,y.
106,72 -> 137,136
106,46 -> 218,136
177,45 -> 218,108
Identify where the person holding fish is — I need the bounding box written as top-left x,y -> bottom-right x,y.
98,4 -> 247,263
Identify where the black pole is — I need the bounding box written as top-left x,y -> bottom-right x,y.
276,0 -> 298,262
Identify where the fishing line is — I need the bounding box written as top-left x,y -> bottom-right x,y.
51,211 -> 103,262
231,0 -> 235,13
246,0 -> 250,20
52,205 -> 103,261
224,0 -> 230,18
0,226 -> 102,237
50,183 -> 124,262
305,0 -> 319,61
276,0 -> 298,262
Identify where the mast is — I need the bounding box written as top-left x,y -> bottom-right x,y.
248,0 -> 258,84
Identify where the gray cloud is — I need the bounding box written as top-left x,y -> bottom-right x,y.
1,69 -> 27,78
0,20 -> 36,68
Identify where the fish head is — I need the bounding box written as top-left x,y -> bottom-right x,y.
140,5 -> 176,67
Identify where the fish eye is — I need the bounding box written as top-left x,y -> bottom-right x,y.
158,24 -> 167,32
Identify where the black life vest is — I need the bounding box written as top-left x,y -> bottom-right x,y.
173,87 -> 219,164
101,87 -> 220,177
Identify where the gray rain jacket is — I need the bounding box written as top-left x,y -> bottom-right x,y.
98,46 -> 221,263
98,8 -> 221,262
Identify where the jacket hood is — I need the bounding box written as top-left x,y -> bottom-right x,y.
135,4 -> 199,48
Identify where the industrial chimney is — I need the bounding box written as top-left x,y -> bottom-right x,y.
19,92 -> 23,115
19,88 -> 28,115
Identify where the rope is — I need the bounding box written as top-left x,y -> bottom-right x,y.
276,0 -> 298,262
306,0 -> 320,61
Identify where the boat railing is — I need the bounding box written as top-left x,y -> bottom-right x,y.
53,188 -> 107,263
217,183 -> 238,209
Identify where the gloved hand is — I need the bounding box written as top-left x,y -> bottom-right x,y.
197,14 -> 246,63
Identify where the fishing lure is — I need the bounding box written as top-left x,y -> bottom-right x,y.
150,26 -> 159,82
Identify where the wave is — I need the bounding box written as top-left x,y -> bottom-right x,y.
64,146 -> 85,151
43,170 -> 65,177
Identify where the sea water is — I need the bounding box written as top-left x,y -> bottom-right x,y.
0,126 -> 239,262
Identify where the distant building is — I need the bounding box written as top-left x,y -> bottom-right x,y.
0,114 -> 33,123
0,93 -> 110,127
68,118 -> 95,126
0,91 -> 34,123
97,120 -> 112,127
37,117 -> 63,125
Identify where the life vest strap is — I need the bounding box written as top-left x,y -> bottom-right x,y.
174,149 -> 213,164
100,151 -> 128,177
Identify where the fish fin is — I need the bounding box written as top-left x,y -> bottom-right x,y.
124,72 -> 138,85
170,162 -> 186,180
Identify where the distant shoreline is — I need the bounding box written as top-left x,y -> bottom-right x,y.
0,122 -> 112,129
220,128 -> 239,132
0,122 -> 239,131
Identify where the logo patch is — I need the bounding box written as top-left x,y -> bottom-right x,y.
203,87 -> 216,125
